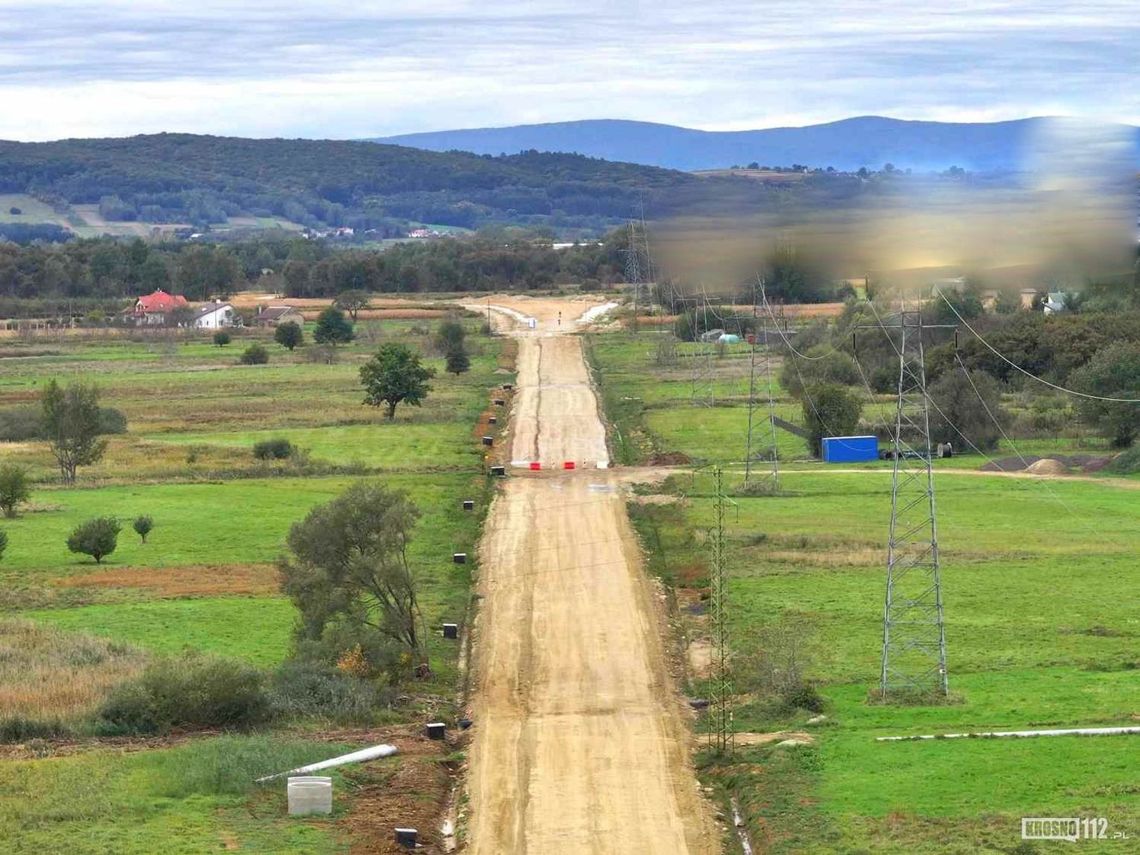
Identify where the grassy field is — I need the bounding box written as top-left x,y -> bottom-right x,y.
2,735 -> 355,853
0,312 -> 506,851
587,332 -> 1115,473
630,467 -> 1139,852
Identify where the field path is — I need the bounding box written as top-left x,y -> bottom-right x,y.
465,300 -> 717,854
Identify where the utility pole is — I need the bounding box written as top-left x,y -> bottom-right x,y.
876,303 -> 952,699
708,466 -> 734,754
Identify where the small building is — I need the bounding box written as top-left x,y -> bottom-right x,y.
132,289 -> 189,325
193,301 -> 238,329
255,305 -> 305,327
1043,292 -> 1067,314
821,435 -> 879,463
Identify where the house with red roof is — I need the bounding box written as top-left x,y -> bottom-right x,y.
132,289 -> 189,325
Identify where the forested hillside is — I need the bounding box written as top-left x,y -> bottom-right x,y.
0,135 -> 757,234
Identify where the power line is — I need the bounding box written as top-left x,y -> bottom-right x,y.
938,291 -> 1140,403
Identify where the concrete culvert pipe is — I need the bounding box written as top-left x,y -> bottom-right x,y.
288,776 -> 332,816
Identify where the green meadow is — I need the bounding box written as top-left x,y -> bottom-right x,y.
0,312 -> 505,851
631,467 -> 1139,853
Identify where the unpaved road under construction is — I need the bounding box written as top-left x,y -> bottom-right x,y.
465,299 -> 717,854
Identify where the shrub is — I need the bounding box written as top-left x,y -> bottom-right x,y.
67,516 -> 120,563
213,330 -> 232,346
239,342 -> 269,365
97,407 -> 128,435
1107,446 -> 1140,475
0,463 -> 31,518
0,716 -> 70,743
802,383 -> 863,457
132,514 -> 154,543
313,306 -> 354,345
274,320 -> 303,350
252,438 -> 294,460
0,529 -> 7,561
268,660 -> 391,723
0,406 -> 44,441
445,347 -> 470,375
97,654 -> 271,734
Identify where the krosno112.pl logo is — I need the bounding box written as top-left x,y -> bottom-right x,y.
1022,818 -> 1115,841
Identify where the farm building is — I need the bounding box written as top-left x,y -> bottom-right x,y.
131,289 -> 189,325
192,301 -> 239,329
254,305 -> 305,327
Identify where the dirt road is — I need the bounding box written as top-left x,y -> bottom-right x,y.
465,302 -> 717,854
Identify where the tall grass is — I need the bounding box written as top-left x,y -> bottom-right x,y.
0,619 -> 145,725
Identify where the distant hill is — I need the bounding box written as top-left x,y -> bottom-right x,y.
374,116 -> 1140,173
0,134 -> 746,235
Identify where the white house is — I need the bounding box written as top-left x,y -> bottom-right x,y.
193,302 -> 239,329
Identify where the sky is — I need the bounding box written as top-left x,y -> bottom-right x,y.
1,0 -> 1138,141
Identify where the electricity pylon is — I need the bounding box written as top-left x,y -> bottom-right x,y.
878,307 -> 952,699
744,286 -> 781,487
624,222 -> 642,334
708,466 -> 734,753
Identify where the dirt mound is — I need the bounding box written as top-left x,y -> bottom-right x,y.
981,455 -> 1040,472
1026,458 -> 1069,476
648,451 -> 693,466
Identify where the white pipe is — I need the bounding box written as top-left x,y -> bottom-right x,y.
877,726 -> 1140,743
256,743 -> 398,782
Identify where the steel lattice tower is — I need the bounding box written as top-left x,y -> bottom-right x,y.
623,222 -> 642,334
880,308 -> 950,698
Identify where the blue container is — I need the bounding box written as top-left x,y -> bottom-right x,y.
821,435 -> 878,463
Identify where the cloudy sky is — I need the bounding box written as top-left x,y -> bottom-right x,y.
1,0 -> 1137,141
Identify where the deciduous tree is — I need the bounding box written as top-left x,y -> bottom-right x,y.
360,343 -> 434,420
280,483 -> 425,668
42,380 -> 108,484
802,383 -> 863,457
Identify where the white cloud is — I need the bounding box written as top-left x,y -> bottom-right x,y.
0,0 -> 1137,139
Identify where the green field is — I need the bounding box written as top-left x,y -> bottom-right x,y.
0,313 -> 504,850
588,332 -> 1114,473
630,467 -> 1140,852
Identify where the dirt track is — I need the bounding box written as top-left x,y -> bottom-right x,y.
465,302 -> 717,853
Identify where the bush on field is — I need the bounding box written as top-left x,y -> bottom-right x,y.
1107,446 -> 1140,474
132,514 -> 154,543
737,614 -> 826,714
66,516 -> 121,564
0,463 -> 31,518
268,660 -> 393,723
252,438 -> 295,460
97,406 -> 128,435
0,716 -> 71,743
239,342 -> 269,365
0,406 -> 44,441
213,330 -> 232,347
97,654 -> 271,734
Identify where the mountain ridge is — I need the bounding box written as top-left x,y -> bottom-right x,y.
373,116 -> 1140,172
